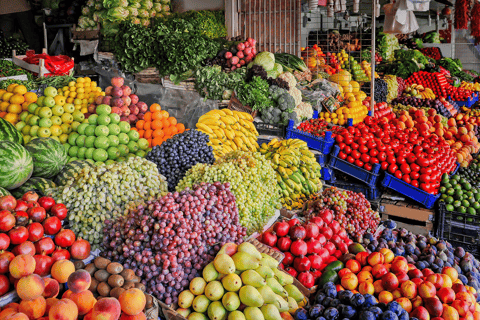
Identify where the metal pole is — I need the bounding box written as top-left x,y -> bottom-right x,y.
370,0 -> 376,116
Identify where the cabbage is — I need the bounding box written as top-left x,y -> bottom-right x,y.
140,19 -> 150,27
101,21 -> 120,35
153,3 -> 162,12
93,11 -> 102,21
78,16 -> 89,29
141,0 -> 153,9
252,52 -> 275,71
106,7 -> 129,21
103,0 -> 127,8
81,7 -> 90,15
127,7 -> 138,16
268,63 -> 283,78
138,9 -> 149,18
149,10 -> 156,17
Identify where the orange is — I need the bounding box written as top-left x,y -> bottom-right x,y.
152,111 -> 163,121
151,119 -> 163,130
2,92 -> 13,102
138,130 -> 145,138
153,129 -> 164,138
162,119 -> 170,128
170,126 -> 178,135
144,130 -> 153,139
6,83 -> 18,93
24,92 -> 37,103
12,85 -> 27,95
144,122 -> 151,131
160,110 -> 169,118
147,139 -> 152,148
4,113 -> 18,124
153,136 -> 164,146
0,101 -> 9,112
150,103 -> 161,112
0,112 -> 6,118
168,117 -> 177,126
136,120 -> 145,130
176,123 -> 185,133
131,127 -> 138,132
21,102 -> 30,111
10,94 -> 25,105
144,112 -> 152,122
7,104 -> 22,114
0,89 -> 6,97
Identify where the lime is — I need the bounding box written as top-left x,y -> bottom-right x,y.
127,141 -> 138,153
473,202 -> 480,210
77,123 -> 89,135
439,186 -> 446,194
444,182 -> 452,189
108,135 -> 119,147
464,182 -> 472,191
93,149 -> 108,162
462,200 -> 470,207
68,146 -> 79,157
468,207 -> 476,215
85,136 -> 96,148
94,136 -> 109,150
77,147 -> 87,159
107,147 -> 120,160
97,114 -> 111,126
85,147 -> 95,159
127,130 -> 139,142
107,124 -> 120,136
88,114 -> 98,125
76,135 -> 86,147
85,125 -> 96,137
445,196 -> 454,204
109,113 -> 120,124
63,143 -> 70,154
95,125 -> 109,137
136,150 -> 146,158
118,133 -> 129,145
453,200 -> 461,208
118,144 -> 129,157
68,132 -> 79,145
458,206 -> 467,214
119,121 -> 130,133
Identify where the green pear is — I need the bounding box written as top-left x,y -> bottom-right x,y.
177,308 -> 191,317
214,254 -> 236,274
222,273 -> 242,292
259,253 -> 279,268
239,285 -> 264,307
244,307 -> 265,320
257,285 -> 277,304
205,281 -> 224,301
241,270 -> 267,288
274,294 -> 289,312
217,273 -> 228,280
237,242 -> 262,260
228,311 -> 246,320
178,290 -> 195,309
207,301 -> 227,320
255,265 -> 274,279
222,291 -> 241,311
287,296 -> 299,313
284,284 -> 304,302
203,262 -> 219,282
192,295 -> 210,313
232,252 -> 259,271
272,268 -> 293,286
266,278 -> 287,298
190,277 -> 207,295
261,304 -> 282,320
187,312 -> 208,320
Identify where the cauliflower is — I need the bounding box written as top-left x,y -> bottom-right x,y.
278,72 -> 297,89
294,102 -> 314,121
289,87 -> 302,107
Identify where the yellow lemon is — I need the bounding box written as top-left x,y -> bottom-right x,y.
6,84 -> 18,93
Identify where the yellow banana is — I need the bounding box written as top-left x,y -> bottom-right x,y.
224,129 -> 235,140
196,123 -> 213,134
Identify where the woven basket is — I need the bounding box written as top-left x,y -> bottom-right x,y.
228,93 -> 257,118
134,68 -> 162,84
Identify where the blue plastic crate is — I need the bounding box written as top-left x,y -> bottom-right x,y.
450,162 -> 460,176
381,172 -> 441,209
327,145 -> 381,187
330,179 -> 381,200
321,167 -> 335,182
314,152 -> 330,167
451,93 -> 479,108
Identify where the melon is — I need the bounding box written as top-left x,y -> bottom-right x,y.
0,118 -> 23,145
350,81 -> 360,93
11,177 -> 57,199
54,160 -> 95,186
0,187 -> 11,197
330,70 -> 352,83
0,141 -> 34,190
25,138 -> 68,179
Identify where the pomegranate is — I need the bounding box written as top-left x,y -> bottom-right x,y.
319,226 -> 334,240
34,254 -> 54,277
312,269 -> 322,280
0,275 -> 9,296
319,208 -> 334,224
0,210 -> 16,232
306,238 -> 322,254
290,239 -> 307,256
43,216 -> 61,235
289,225 -> 306,240
283,252 -> 294,266
324,241 -> 336,255
22,191 -> 39,202
276,237 -> 292,252
0,252 -> 14,274
51,248 -> 71,262
54,229 -> 76,247
0,195 -> 16,211
287,219 -> 300,227
35,237 -> 55,255
50,203 -> 67,220
293,256 -> 311,272
309,216 -> 325,228
70,238 -> 91,260
27,207 -> 46,223
273,221 -> 289,237
309,254 -> 323,269
0,234 -> 10,251
318,248 -> 330,261
317,234 -> 327,246
330,220 -> 341,234
298,271 -> 315,288
14,211 -> 28,226
305,223 -> 320,239
37,197 -> 55,211
261,231 -> 277,247
8,226 -> 28,245
27,223 -> 44,242
14,200 -> 28,212
285,267 -> 298,278
13,241 -> 36,256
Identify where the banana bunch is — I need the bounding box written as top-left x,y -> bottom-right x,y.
460,81 -> 480,91
403,84 -> 435,99
196,109 -> 259,159
259,138 -> 323,210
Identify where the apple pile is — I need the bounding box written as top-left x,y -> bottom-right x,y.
0,192 -> 91,296
87,77 -> 148,126
223,38 -> 257,71
259,215 -> 353,289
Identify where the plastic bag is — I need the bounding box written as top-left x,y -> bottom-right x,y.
383,1 -> 419,34
23,50 -> 74,75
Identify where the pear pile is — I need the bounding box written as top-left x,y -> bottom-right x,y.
176,242 -> 306,320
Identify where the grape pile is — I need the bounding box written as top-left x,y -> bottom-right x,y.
384,75 -> 399,103
47,157 -> 168,249
101,182 -> 247,304
365,79 -> 388,102
303,187 -> 381,241
177,150 -> 281,234
397,76 -> 405,96
146,130 -> 215,192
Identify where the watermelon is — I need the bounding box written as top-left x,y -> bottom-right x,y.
25,138 -> 67,179
0,118 -> 23,145
0,141 -> 34,190
11,177 -> 57,198
0,187 -> 11,197
54,160 -> 94,186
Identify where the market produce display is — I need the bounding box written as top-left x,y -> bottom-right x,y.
259,138 -> 322,209
177,150 -> 281,234
405,71 -> 474,101
0,84 -> 37,125
440,173 -> 480,214
56,77 -> 103,115
46,156 -> 167,248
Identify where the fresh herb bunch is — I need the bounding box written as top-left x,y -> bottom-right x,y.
236,76 -> 273,111
0,60 -> 34,81
181,10 -> 227,39
194,65 -> 246,100
114,22 -> 155,72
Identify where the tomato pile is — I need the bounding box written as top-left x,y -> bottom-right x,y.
297,118 -> 344,139
372,102 -> 396,120
405,71 -> 474,101
334,116 -> 458,194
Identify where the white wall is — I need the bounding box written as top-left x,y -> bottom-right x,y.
172,0 -> 224,12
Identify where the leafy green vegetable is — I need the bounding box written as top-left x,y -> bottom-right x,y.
114,22 -> 155,72
194,65 -> 246,100
236,76 -> 272,111
274,53 -> 307,72
180,10 -> 227,39
251,52 -> 275,71
377,31 -> 400,62
394,49 -> 429,69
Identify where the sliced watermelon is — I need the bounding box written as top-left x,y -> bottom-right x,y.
0,118 -> 23,145
0,141 -> 33,190
25,138 -> 67,179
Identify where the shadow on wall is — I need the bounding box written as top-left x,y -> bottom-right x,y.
171,0 -> 224,13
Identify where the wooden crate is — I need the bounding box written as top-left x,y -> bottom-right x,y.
161,76 -> 196,90
12,49 -> 74,78
71,24 -> 101,40
134,68 -> 162,84
379,199 -> 435,236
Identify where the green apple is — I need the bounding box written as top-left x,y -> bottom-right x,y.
107,124 -> 120,136
136,150 -> 146,158
23,135 -> 31,144
38,118 -> 52,128
52,105 -> 65,116
39,107 -> 53,118
50,116 -> 62,126
119,121 -> 130,133
97,114 -> 111,126
109,113 -> 120,124
36,96 -> 45,107
68,146 -> 79,157
37,127 -> 51,138
43,96 -> 55,108
71,121 -> 81,132
59,134 -> 69,144
28,115 -> 40,126
64,103 -> 75,113
127,130 -> 139,142
95,125 -> 109,137
127,141 -> 139,153
96,104 -> 111,115
85,147 -> 95,159
107,146 -> 120,160
50,125 -> 62,137
77,123 -> 89,135
127,153 -> 136,159
15,121 -> 26,132
94,136 -> 109,149
93,149 -> 108,162
85,125 -> 96,137
21,125 -> 31,136
108,135 -> 119,147
19,112 -> 28,122
118,144 -> 129,157
137,138 -> 149,150
68,132 -> 79,145
85,136 -> 96,148
76,135 -> 87,147
88,114 -> 98,125
61,113 -> 73,124
61,123 -> 72,135
62,143 -> 70,154
25,114 -> 33,124
72,110 -> 85,122
77,147 -> 87,159
118,133 -> 129,145
29,125 -> 39,137
44,86 -> 58,97
34,107 -> 41,116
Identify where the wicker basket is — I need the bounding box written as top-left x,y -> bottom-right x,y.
161,76 -> 196,91
71,24 -> 101,40
228,93 -> 257,118
134,68 -> 162,84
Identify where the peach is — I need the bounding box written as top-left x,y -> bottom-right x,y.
341,273 -> 359,291
413,296 -> 424,308
118,289 -> 146,316
379,291 -> 394,304
411,306 -> 431,320
456,292 -> 474,306
453,300 -> 470,317
0,310 -> 17,320
392,289 -> 402,299
91,297 -> 121,320
466,312 -> 475,320
396,297 -> 413,313
119,313 -> 147,320
382,273 -> 399,291
409,269 -> 425,279
43,278 -> 60,299
396,271 -> 409,284
413,278 -> 425,286
5,304 -> 19,312
68,290 -> 97,315
368,252 -> 385,267
391,260 -> 409,274
443,306 -> 460,320
356,252 -> 369,266
357,271 -> 373,283
346,260 -> 362,274
9,255 -> 35,279
380,248 -> 395,263
420,281 -> 437,299
17,274 -> 45,301
67,270 -> 91,294
425,297 -> 444,317
49,298 -> 78,320
362,266 -> 373,273
51,260 -> 75,284
474,312 -> 480,320
4,313 -> 29,320
19,296 -> 46,320
359,282 -> 375,295
336,284 -> 345,292
439,288 -> 456,304
338,268 -> 353,278
45,298 -> 59,314
373,280 -> 385,294
372,264 -> 388,279
401,280 -> 418,299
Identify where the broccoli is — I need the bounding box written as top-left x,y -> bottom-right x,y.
269,85 -> 287,101
278,93 -> 295,111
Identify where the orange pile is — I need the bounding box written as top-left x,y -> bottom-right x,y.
133,103 -> 185,148
0,84 -> 37,124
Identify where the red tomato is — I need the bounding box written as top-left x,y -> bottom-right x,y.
338,152 -> 347,160
347,156 -> 355,164
394,170 -> 403,179
369,149 -> 379,157
388,164 -> 398,174
355,160 -> 364,167
361,153 -> 370,163
364,163 -> 373,171
381,161 -> 389,171
402,175 -> 411,184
